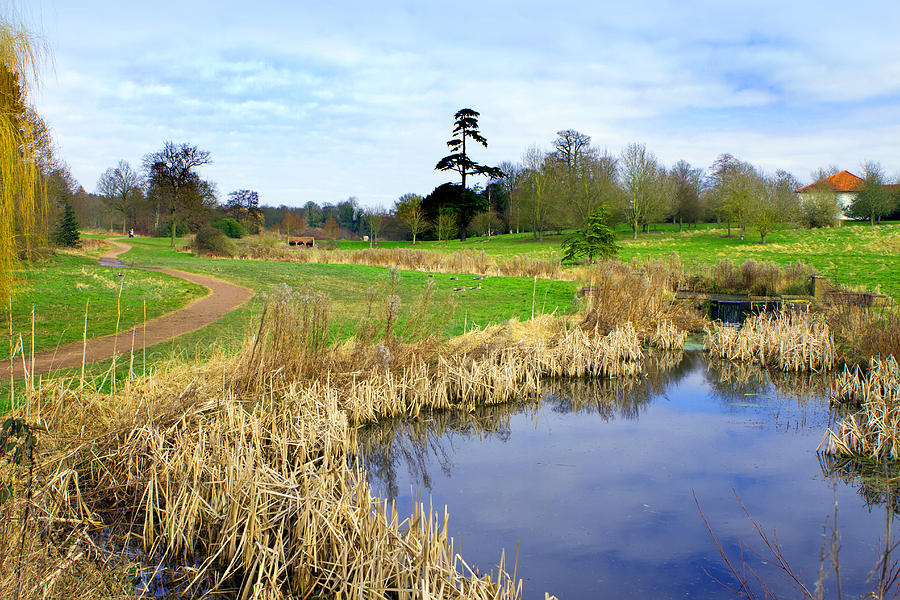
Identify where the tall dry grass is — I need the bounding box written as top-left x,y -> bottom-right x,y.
2,361 -> 524,599
682,258 -> 817,296
825,306 -> 900,366
577,259 -> 702,345
706,309 -> 837,372
236,288 -> 649,422
237,238 -> 565,280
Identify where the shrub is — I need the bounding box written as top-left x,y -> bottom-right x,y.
212,217 -> 245,239
191,225 -> 234,257
153,221 -> 190,238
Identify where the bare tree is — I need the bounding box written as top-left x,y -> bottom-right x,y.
669,160 -> 704,231
434,211 -> 457,242
749,171 -> 798,243
553,129 -> 594,173
851,161 -> 895,225
619,143 -> 662,239
97,160 -> 143,234
363,209 -> 384,247
706,153 -> 741,234
520,146 -> 555,240
394,193 -> 426,244
493,161 -> 521,233
142,142 -> 212,246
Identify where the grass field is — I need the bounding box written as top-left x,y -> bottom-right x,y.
0,237 -> 576,407
3,252 -> 207,360
342,221 -> 900,301
121,237 -> 576,339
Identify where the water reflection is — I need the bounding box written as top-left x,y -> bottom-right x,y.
819,453 -> 900,515
357,354 -> 900,599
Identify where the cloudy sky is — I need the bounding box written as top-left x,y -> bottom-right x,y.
27,0 -> 900,209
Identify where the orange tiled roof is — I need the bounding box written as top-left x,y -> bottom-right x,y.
796,170 -> 865,193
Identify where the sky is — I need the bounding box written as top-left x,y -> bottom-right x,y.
25,0 -> 900,209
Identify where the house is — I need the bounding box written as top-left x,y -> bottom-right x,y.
796,170 -> 899,219
795,171 -> 863,219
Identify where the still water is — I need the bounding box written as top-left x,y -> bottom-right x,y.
357,352 -> 900,599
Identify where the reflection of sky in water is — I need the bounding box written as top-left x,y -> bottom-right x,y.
358,354 -> 899,599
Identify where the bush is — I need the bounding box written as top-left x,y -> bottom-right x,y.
191,226 -> 235,257
154,221 -> 190,238
212,218 -> 245,239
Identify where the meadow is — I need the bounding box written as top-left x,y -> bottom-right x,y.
342,221 -> 900,301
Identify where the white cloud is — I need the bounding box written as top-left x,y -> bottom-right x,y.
27,0 -> 900,207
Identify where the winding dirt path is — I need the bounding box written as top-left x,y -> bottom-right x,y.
1,240 -> 253,380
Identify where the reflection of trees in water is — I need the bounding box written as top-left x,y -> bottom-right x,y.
819,453 -> 900,515
356,350 -> 694,500
355,405 -> 521,500
705,359 -> 835,404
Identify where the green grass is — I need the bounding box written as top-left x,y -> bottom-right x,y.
3,252 -> 207,360
615,222 -> 900,301
120,237 -> 576,344
345,222 -> 900,300
0,238 -> 577,410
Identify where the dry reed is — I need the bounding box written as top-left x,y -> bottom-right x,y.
1,280 -> 664,599
578,259 -> 701,346
826,357 -> 900,461
706,309 -> 837,372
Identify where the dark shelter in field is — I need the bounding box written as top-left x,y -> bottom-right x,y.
287,236 -> 315,248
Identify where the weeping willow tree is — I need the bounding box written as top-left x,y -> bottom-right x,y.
0,15 -> 46,300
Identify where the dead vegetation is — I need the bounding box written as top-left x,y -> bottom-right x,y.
237,240 -> 565,280
0,270 -> 695,599
826,357 -> 900,461
706,310 -> 837,372
681,258 -> 817,296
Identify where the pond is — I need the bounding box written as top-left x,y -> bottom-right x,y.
357,352 -> 900,599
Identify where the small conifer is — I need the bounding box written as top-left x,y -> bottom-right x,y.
55,200 -> 80,247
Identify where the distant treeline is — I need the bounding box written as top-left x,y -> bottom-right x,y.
63,129 -> 900,244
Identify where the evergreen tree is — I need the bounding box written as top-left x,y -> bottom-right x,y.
434,108 -> 503,240
54,200 -> 80,247
561,207 -> 618,263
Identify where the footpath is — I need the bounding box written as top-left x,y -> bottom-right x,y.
1,240 -> 253,380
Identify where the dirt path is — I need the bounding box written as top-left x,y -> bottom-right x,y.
1,240 -> 253,380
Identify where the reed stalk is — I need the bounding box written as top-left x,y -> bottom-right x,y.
706,309 -> 837,372
826,357 -> 900,461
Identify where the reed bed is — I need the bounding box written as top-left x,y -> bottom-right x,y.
826,357 -> 900,461
682,258 -> 817,296
238,302 -> 646,423
706,310 -> 837,372
2,363 -> 524,599
1,281 -> 666,599
826,306 -> 900,366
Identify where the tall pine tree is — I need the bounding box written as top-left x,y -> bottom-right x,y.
434,108 -> 504,241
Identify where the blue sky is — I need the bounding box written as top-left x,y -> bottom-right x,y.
28,0 -> 900,208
